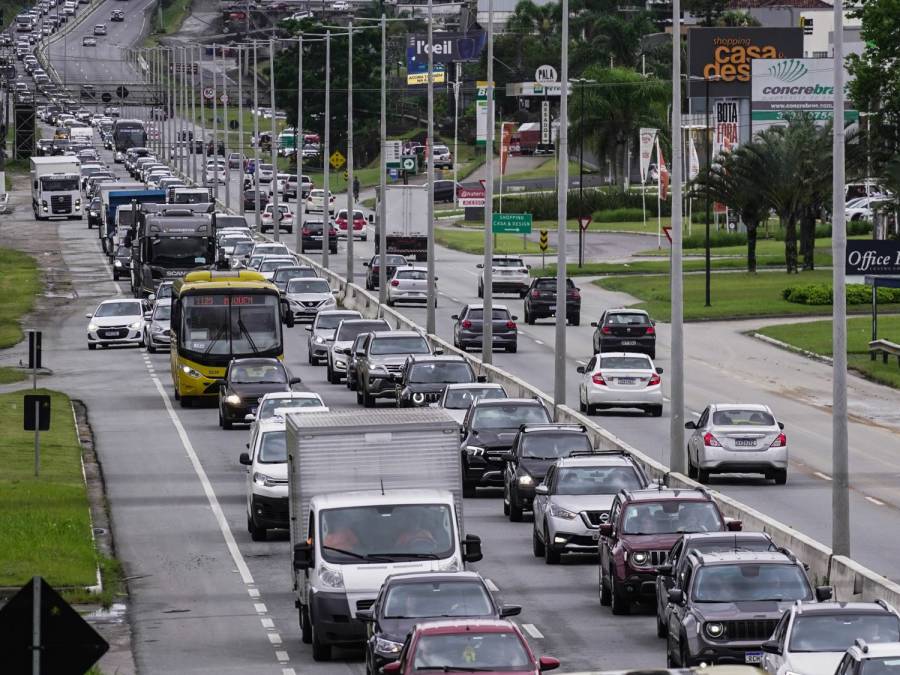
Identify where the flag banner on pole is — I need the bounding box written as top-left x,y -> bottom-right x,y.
688,136 -> 700,180
657,138 -> 669,201
500,122 -> 515,175
639,127 -> 657,182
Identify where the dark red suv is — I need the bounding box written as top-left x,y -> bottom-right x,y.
597,487 -> 740,615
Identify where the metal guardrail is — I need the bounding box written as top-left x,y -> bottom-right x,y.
869,339 -> 900,366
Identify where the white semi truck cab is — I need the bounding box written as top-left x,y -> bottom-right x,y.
30,157 -> 83,220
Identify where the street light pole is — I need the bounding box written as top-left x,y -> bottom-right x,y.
346,21 -> 355,284
426,0 -> 436,334
223,47 -> 231,214
554,0 -> 569,410
322,30 -> 331,267
482,0 -> 494,365
704,76 -> 711,307
378,15 -> 387,302
191,46 -> 197,186
270,37 -> 279,243
212,44 -> 220,205
253,41 -> 262,229
296,37 -> 304,254
238,45 -> 244,213
200,46 -> 208,190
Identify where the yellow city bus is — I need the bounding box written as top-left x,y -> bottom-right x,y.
170,270 -> 293,406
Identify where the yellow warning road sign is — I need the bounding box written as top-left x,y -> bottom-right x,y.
329,150 -> 346,170
539,229 -> 549,252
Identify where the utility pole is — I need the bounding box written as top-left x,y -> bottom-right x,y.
426,0 -> 436,334
270,37 -> 279,242
296,37 -> 304,253
704,77 -> 711,307
191,46 -> 197,186
238,45 -> 244,212
378,15 -> 387,302
669,0 -> 686,474
212,44 -> 220,204
554,0 -> 569,410
253,41 -> 262,229
832,0 -> 850,557
223,47 -> 231,213
200,46 -> 208,190
322,31 -> 331,267
346,22 -> 355,283
482,0 -> 494,365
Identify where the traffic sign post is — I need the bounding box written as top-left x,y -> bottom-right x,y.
203,87 -> 214,100
329,149 -> 346,170
491,212 -> 533,234
577,216 -> 592,268
539,229 -> 549,270
24,393 -> 50,477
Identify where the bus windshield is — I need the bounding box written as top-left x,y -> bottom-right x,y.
181,294 -> 281,357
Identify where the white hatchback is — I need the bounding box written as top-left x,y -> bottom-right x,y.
577,352 -> 663,417
387,266 -> 434,306
86,298 -> 147,350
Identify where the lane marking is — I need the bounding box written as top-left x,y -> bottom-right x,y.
267,632 -> 283,645
147,372 -> 255,584
814,471 -> 833,481
867,496 -> 886,507
282,668 -> 297,675
248,587 -> 260,598
276,651 -> 290,662
485,578 -> 499,592
521,623 -> 544,639
254,603 -> 268,614
534,339 -> 544,346
261,617 -> 274,629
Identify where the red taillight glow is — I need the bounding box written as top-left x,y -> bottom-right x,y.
568,291 -> 580,299
770,433 -> 787,448
592,373 -> 607,386
506,321 -> 516,329
646,325 -> 656,335
461,320 -> 472,329
601,325 -> 612,335
703,432 -> 722,447
390,280 -> 400,287
302,228 -> 310,235
531,290 -> 541,298
647,373 -> 661,386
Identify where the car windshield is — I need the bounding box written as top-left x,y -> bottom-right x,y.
600,356 -> 653,370
320,504 -> 455,563
692,563 -> 811,603
396,270 -> 428,281
258,397 -> 323,420
257,430 -> 286,463
335,321 -> 389,341
316,313 -> 360,330
534,278 -> 575,290
149,236 -> 210,267
231,363 -> 286,384
465,309 -> 511,321
789,614 -> 900,652
116,246 -> 129,257
861,658 -> 900,673
276,269 -> 316,282
408,362 -> 473,384
370,336 -> 431,355
493,259 -> 524,268
260,261 -> 292,273
372,256 -> 407,266
412,632 -> 530,671
712,409 -> 776,426
621,501 -> 723,535
555,466 -> 643,495
472,404 -> 550,430
607,313 -> 649,326
233,242 -> 253,255
40,177 -> 79,191
153,305 -> 171,321
443,387 -> 507,409
156,285 -> 172,300
384,581 -> 493,619
94,301 -> 141,317
287,279 -> 330,294
521,433 -> 591,459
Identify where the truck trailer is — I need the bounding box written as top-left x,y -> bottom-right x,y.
376,184 -> 429,261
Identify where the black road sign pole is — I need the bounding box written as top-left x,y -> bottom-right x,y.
32,575 -> 40,675
34,399 -> 40,477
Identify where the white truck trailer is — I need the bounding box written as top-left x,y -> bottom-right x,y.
377,184 -> 429,261
286,407 -> 482,661
30,156 -> 82,220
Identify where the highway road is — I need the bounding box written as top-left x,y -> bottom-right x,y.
29,2 -> 900,672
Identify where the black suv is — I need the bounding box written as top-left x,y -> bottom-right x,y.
217,358 -> 301,429
364,254 -> 408,291
300,219 -> 338,254
502,424 -> 593,521
653,531 -> 777,638
598,487 -> 741,616
664,549 -> 831,668
591,309 -> 656,359
459,398 -> 552,497
523,277 -> 582,326
397,354 -> 479,407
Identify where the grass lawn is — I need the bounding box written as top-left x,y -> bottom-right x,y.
503,158 -> 582,181
756,317 -> 900,390
461,218 -> 670,233
0,248 -> 41,350
436,228 -> 551,255
0,389 -> 97,588
0,368 -> 27,384
596,270 -> 900,322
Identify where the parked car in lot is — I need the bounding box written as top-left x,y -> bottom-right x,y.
685,404 -> 787,484
591,309 -> 656,358
524,277 -> 581,325
452,304 -> 518,353
577,352 -> 663,417
217,358 -> 301,429
85,298 -> 147,350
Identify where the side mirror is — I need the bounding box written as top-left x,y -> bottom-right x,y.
289,377 -> 302,386
367,214 -> 374,223
148,293 -> 156,301
450,314 -> 459,320
761,639 -> 782,655
357,608 -> 375,622
85,313 -> 93,318
463,533 -> 483,563
684,421 -> 697,429
475,263 -> 484,269
598,523 -> 613,538
293,542 -> 314,570
726,519 -> 743,532
304,326 -> 312,332
239,452 -> 252,466
143,312 -> 152,320
657,564 -> 674,576
383,663 -> 402,675
656,367 -> 664,374
778,421 -> 785,430
476,375 -> 487,383
576,366 -> 585,374
590,322 -> 598,327
538,656 -> 560,672
511,316 -> 518,321
363,261 -> 370,267
499,604 -> 522,618
331,289 -> 339,295
534,484 -> 549,496
525,264 -> 532,270
667,589 -> 685,605
815,586 -> 834,602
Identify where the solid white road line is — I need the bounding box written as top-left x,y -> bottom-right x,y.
521,623 -> 544,639
148,372 -> 255,585
867,496 -> 886,507
814,471 -> 833,481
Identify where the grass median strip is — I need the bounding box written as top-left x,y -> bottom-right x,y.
0,248 -> 41,350
756,317 -> 900,390
436,228 -> 551,255
0,389 -> 97,589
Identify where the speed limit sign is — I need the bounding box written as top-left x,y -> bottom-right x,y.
202,87 -> 214,100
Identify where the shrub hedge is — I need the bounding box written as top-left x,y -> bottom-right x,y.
782,283 -> 900,305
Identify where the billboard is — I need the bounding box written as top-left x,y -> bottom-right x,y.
688,27 -> 803,98
407,31 -> 486,66
714,100 -> 739,154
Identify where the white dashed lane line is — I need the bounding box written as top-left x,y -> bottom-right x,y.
521,623 -> 544,639
814,471 -> 833,481
867,496 -> 886,507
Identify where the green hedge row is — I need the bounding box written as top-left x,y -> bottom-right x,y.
496,189 -> 672,220
782,283 -> 900,305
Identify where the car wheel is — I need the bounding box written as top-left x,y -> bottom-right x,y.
222,412 -> 233,430
326,364 -> 339,384
506,343 -> 517,353
362,387 -> 376,408
308,350 -> 318,365
113,270 -> 119,280
300,604 -> 312,644
697,466 -> 710,484
525,308 -> 535,325
477,283 -> 483,298
88,343 -> 96,350
599,564 -> 611,606
147,341 -> 156,354
680,641 -> 693,668
610,576 -> 630,615
509,495 -> 524,523
463,481 -> 476,499
579,389 -> 587,413
503,493 -> 510,516
180,396 -> 192,408
774,469 -> 787,485
386,297 -> 394,306
356,389 -> 364,405
651,405 -> 663,417
519,289 -> 528,299
532,528 -> 545,557
311,621 -> 331,662
649,349 -> 656,360
656,607 -> 667,638
666,633 -> 679,668
570,313 -> 580,326
687,450 -> 698,480
543,526 -> 560,565
248,513 -> 267,541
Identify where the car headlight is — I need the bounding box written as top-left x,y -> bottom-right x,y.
465,445 -> 485,457
518,474 -> 534,486
549,503 -> 577,520
225,393 -> 241,405
151,324 -> 165,333
374,637 -> 403,656
318,562 -> 344,589
182,365 -> 203,378
88,322 -> 98,332
411,391 -> 426,405
630,551 -> 650,567
128,321 -> 141,330
114,259 -> 122,267
252,472 -> 278,487
314,336 -> 325,344
705,622 -> 725,639
334,358 -> 346,367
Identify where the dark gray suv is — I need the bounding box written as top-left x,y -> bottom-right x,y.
354,330 -> 435,407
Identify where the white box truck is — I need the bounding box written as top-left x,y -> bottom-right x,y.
377,184 -> 429,261
30,156 -> 82,220
286,408 -> 482,661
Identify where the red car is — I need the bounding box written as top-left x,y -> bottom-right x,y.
334,208 -> 368,241
383,620 -> 559,675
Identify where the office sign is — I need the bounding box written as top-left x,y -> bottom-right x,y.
688,27 -> 803,97
407,31 -> 486,65
846,241 -> 900,275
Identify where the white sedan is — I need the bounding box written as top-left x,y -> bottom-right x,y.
86,298 -> 148,350
576,352 -> 663,417
387,266 -> 434,306
305,189 -> 335,214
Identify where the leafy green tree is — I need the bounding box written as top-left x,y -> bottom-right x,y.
684,0 -> 727,26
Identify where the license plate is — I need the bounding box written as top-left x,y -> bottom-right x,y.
549,305 -> 556,312
745,652 -> 763,664
618,377 -> 636,385
621,340 -> 637,346
735,439 -> 757,447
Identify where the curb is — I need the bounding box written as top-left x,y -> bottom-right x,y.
751,332 -> 834,365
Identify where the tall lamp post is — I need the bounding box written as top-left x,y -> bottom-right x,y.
571,77 -> 594,268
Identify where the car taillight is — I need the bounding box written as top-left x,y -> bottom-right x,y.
506,321 -> 516,329
592,373 -> 607,386
329,228 -> 337,236
461,320 -> 472,329
390,280 -> 399,286
646,325 -> 656,335
601,325 -> 611,335
568,290 -> 580,299
302,227 -> 310,235
647,373 -> 660,386
703,432 -> 721,447
531,290 -> 541,298
770,433 -> 787,448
